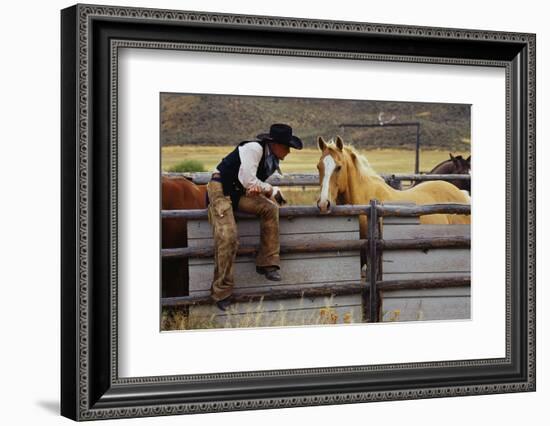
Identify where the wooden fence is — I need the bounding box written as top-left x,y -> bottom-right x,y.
161,201 -> 471,323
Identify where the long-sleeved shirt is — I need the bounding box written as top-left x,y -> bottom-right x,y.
215,142 -> 274,194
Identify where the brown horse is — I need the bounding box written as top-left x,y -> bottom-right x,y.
162,176 -> 207,298
316,136 -> 470,230
425,154 -> 471,193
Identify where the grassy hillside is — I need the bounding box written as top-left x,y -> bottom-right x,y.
161,93 -> 471,151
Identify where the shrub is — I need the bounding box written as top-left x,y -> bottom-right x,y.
168,160 -> 205,173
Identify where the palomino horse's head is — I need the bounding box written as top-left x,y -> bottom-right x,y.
316,136 -> 351,212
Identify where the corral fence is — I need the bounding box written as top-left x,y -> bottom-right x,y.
161,200 -> 471,323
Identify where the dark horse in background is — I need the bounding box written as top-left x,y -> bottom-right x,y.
415,153 -> 471,193
433,154 -> 471,193
162,176 -> 207,298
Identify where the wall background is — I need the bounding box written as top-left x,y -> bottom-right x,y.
0,0 -> 545,424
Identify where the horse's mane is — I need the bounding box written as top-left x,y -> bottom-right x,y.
326,140 -> 384,183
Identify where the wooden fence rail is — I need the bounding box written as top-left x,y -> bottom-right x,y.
162,275 -> 471,307
161,204 -> 372,220
162,236 -> 470,259
163,171 -> 471,186
377,203 -> 471,217
161,203 -> 471,220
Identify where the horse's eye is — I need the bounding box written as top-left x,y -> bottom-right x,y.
335,165 -> 342,172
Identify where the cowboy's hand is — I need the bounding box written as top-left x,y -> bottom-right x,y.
246,184 -> 263,197
270,186 -> 287,205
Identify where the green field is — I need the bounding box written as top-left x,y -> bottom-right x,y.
162,145 -> 470,174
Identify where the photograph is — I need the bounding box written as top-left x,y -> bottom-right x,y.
160,93 -> 472,331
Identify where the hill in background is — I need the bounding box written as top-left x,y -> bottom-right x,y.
161,93 -> 470,151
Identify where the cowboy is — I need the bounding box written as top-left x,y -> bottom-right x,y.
206,124 -> 303,311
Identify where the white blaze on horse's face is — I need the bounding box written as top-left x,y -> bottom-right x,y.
318,154 -> 336,212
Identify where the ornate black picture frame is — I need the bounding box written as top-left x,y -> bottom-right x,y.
61,4 -> 535,421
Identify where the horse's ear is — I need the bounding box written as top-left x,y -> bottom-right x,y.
335,135 -> 344,151
450,153 -> 460,165
317,136 -> 327,151
466,155 -> 471,163
349,151 -> 357,163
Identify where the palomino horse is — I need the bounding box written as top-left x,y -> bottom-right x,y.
426,154 -> 471,193
316,136 -> 471,228
162,176 -> 207,298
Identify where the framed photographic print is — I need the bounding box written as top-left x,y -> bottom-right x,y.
61,3 -> 535,421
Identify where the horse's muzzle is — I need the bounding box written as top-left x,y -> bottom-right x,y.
317,198 -> 331,213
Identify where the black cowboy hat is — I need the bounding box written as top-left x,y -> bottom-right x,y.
257,123 -> 303,150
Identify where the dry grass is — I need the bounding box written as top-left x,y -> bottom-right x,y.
161,296 -> 359,331
282,187 -> 319,205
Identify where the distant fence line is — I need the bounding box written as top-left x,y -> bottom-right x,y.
163,171 -> 470,186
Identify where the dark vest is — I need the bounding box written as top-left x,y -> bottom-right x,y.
216,140 -> 271,208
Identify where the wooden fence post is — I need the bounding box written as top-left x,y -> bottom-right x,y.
368,199 -> 380,322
